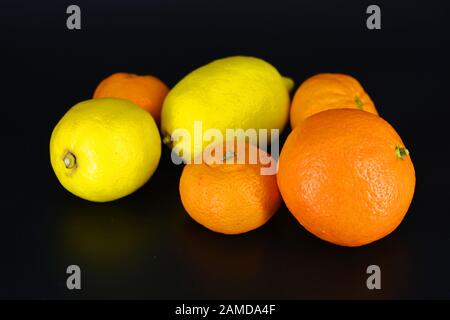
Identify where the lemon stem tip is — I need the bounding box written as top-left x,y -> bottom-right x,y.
162,134 -> 172,145
283,77 -> 295,93
63,151 -> 76,169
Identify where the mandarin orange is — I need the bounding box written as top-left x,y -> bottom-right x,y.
290,73 -> 378,128
179,142 -> 280,235
93,72 -> 168,124
277,109 -> 415,246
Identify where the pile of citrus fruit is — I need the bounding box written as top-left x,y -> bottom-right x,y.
50,56 -> 415,247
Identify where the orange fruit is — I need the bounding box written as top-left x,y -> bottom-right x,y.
179,141 -> 281,235
93,72 -> 169,124
277,109 -> 415,247
290,73 -> 378,128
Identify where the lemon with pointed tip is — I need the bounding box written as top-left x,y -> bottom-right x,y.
50,98 -> 161,202
161,56 -> 294,161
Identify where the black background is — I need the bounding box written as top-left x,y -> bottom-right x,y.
2,0 -> 450,299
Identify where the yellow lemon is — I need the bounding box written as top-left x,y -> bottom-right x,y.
161,56 -> 294,161
50,98 -> 161,202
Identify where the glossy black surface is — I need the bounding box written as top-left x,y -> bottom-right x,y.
3,0 -> 450,299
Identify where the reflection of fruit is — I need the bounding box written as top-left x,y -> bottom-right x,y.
277,109 -> 415,247
161,56 -> 294,161
93,72 -> 169,124
290,73 -> 378,128
179,142 -> 281,234
50,98 -> 161,202
63,204 -> 149,265
174,221 -> 266,283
